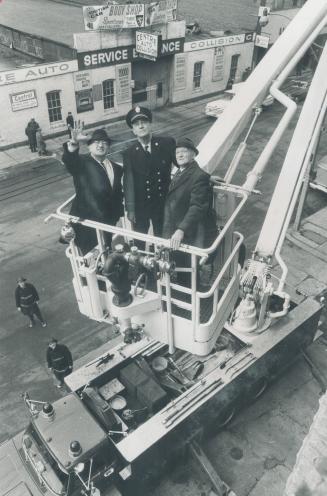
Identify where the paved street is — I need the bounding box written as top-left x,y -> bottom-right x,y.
1,97 -> 327,495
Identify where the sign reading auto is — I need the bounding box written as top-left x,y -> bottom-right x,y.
78,38 -> 184,70
0,60 -> 78,86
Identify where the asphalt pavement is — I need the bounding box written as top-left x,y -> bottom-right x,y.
1,97 -> 327,495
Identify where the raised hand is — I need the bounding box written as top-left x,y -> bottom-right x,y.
70,120 -> 89,144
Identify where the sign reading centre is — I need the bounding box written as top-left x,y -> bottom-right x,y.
136,32 -> 160,61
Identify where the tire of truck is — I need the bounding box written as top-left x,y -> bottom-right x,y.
248,377 -> 268,401
215,404 -> 236,428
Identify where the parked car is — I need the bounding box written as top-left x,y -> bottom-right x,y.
204,82 -> 274,119
285,80 -> 310,102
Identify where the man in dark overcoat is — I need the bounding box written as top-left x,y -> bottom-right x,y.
62,127 -> 124,254
25,118 -> 39,152
163,137 -> 211,249
162,138 -> 211,286
123,106 -> 175,239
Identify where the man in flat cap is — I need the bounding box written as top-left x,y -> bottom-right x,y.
163,138 -> 212,285
123,106 -> 175,241
62,125 -> 124,254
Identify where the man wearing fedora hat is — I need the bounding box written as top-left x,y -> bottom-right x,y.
62,124 -> 124,254
162,138 -> 213,286
123,106 -> 175,240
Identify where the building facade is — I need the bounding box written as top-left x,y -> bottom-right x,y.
0,19 -> 254,148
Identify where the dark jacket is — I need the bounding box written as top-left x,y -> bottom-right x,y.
62,143 -> 124,224
66,115 -> 74,128
15,283 -> 39,309
25,120 -> 39,138
162,160 -> 211,246
46,343 -> 73,372
123,136 -> 175,220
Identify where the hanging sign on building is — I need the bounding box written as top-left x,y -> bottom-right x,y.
144,0 -> 178,27
174,53 -> 187,91
83,0 -> 177,31
116,64 -> 131,103
212,46 -> 224,82
10,89 -> 38,112
185,32 -> 255,52
255,34 -> 270,49
136,32 -> 160,61
83,4 -> 145,30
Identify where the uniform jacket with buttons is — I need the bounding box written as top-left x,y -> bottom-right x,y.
162,160 -> 211,246
62,142 -> 124,224
123,136 -> 175,218
46,343 -> 73,373
15,283 -> 39,309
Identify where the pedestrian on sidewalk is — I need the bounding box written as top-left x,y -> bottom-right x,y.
36,128 -> 48,156
46,338 -> 73,388
66,112 -> 74,139
25,118 -> 39,152
15,277 -> 47,328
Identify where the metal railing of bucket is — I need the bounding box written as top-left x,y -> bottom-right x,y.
45,183 -> 248,332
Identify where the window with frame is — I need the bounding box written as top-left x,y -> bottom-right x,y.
102,79 -> 115,110
193,62 -> 203,90
46,91 -> 62,123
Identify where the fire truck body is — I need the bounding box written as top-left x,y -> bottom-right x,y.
2,1 -> 327,495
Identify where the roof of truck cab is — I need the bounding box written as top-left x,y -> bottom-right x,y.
33,393 -> 107,470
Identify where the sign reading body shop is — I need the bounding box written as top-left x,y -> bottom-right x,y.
83,0 -> 177,31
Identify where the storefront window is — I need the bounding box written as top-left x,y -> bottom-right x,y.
193,62 -> 203,90
46,91 -> 62,123
102,79 -> 115,109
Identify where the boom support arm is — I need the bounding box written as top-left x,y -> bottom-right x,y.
197,0 -> 327,176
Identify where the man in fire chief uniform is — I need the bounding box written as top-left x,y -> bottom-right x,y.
123,106 -> 175,238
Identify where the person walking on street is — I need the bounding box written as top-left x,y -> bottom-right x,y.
123,106 -> 175,239
25,118 -> 39,152
61,123 -> 124,254
66,112 -> 74,138
15,277 -> 47,327
46,338 -> 73,388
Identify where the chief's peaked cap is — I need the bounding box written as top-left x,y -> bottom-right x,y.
126,106 -> 152,128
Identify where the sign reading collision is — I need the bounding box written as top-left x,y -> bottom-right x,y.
83,0 -> 177,31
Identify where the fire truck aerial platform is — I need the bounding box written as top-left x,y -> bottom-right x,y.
2,1 -> 327,495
